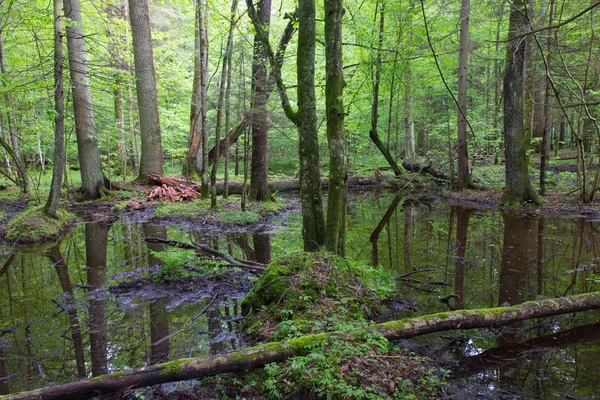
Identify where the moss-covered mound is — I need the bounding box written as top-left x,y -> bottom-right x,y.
242,252 -> 390,341
5,207 -> 76,242
238,252 -> 446,399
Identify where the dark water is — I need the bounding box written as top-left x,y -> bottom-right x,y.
0,195 -> 599,398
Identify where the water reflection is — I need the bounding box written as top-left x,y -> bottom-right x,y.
0,219 -> 263,393
0,195 -> 599,396
366,196 -> 600,398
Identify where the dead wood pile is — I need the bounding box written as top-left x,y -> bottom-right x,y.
146,174 -> 201,202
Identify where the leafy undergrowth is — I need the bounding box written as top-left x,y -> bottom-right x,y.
5,206 -> 76,242
237,252 -> 447,399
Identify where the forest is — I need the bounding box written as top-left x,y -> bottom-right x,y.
0,0 -> 600,398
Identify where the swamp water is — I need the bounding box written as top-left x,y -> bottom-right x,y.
0,194 -> 599,398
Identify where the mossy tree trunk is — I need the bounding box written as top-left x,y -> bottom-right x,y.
249,0 -> 272,202
500,0 -> 540,206
324,0 -> 347,255
296,0 -> 325,251
64,0 -> 109,200
8,291 -> 600,400
44,0 -> 65,218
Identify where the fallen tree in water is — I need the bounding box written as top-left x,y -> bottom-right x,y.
4,291 -> 600,400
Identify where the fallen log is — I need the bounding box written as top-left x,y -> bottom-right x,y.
402,160 -> 450,182
4,291 -> 600,400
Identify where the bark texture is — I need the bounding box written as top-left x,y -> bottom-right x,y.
8,291 -> 600,400
324,0 -> 347,255
63,0 -> 109,200
249,0 -> 272,202
500,0 -> 540,205
128,0 -> 164,180
297,0 -> 325,251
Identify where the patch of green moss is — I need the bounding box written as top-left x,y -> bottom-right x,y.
218,210 -> 261,225
242,252 -> 394,341
5,207 -> 76,242
247,197 -> 288,216
152,199 -> 212,218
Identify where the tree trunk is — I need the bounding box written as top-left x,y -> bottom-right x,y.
249,0 -> 272,202
539,0 -> 554,196
324,0 -> 347,256
44,0 -> 65,218
128,0 -> 164,181
297,0 -> 325,251
245,0 -> 324,251
500,0 -> 540,206
370,2 -> 403,177
63,0 -> 109,200
9,291 -> 600,400
456,0 -> 473,190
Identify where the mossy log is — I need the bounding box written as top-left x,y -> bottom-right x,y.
4,292 -> 600,400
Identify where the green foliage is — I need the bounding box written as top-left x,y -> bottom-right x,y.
257,332 -> 446,399
219,210 -> 261,225
5,207 -> 76,242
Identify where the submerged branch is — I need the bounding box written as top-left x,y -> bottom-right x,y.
144,238 -> 265,272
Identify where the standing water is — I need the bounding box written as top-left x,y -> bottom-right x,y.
0,194 -> 599,398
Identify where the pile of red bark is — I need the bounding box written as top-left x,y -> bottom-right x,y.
146,174 -> 201,202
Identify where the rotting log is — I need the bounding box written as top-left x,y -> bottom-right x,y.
402,160 -> 450,182
5,292 -> 600,400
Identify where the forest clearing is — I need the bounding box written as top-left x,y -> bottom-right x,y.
0,0 -> 600,399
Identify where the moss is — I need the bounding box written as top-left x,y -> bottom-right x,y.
242,252 -> 392,341
152,199 -> 212,218
285,333 -> 327,351
247,197 -> 288,215
5,207 -> 76,242
161,359 -> 188,376
218,210 -> 260,225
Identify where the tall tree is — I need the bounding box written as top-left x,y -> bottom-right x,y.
246,0 -> 325,251
187,0 -> 209,198
44,0 -> 65,218
539,0 -> 554,195
500,0 -> 540,206
128,0 -> 164,181
249,0 -> 272,202
324,0 -> 347,255
63,0 -> 110,200
456,0 -> 474,190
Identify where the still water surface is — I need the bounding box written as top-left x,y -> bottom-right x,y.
1,194 -> 599,398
